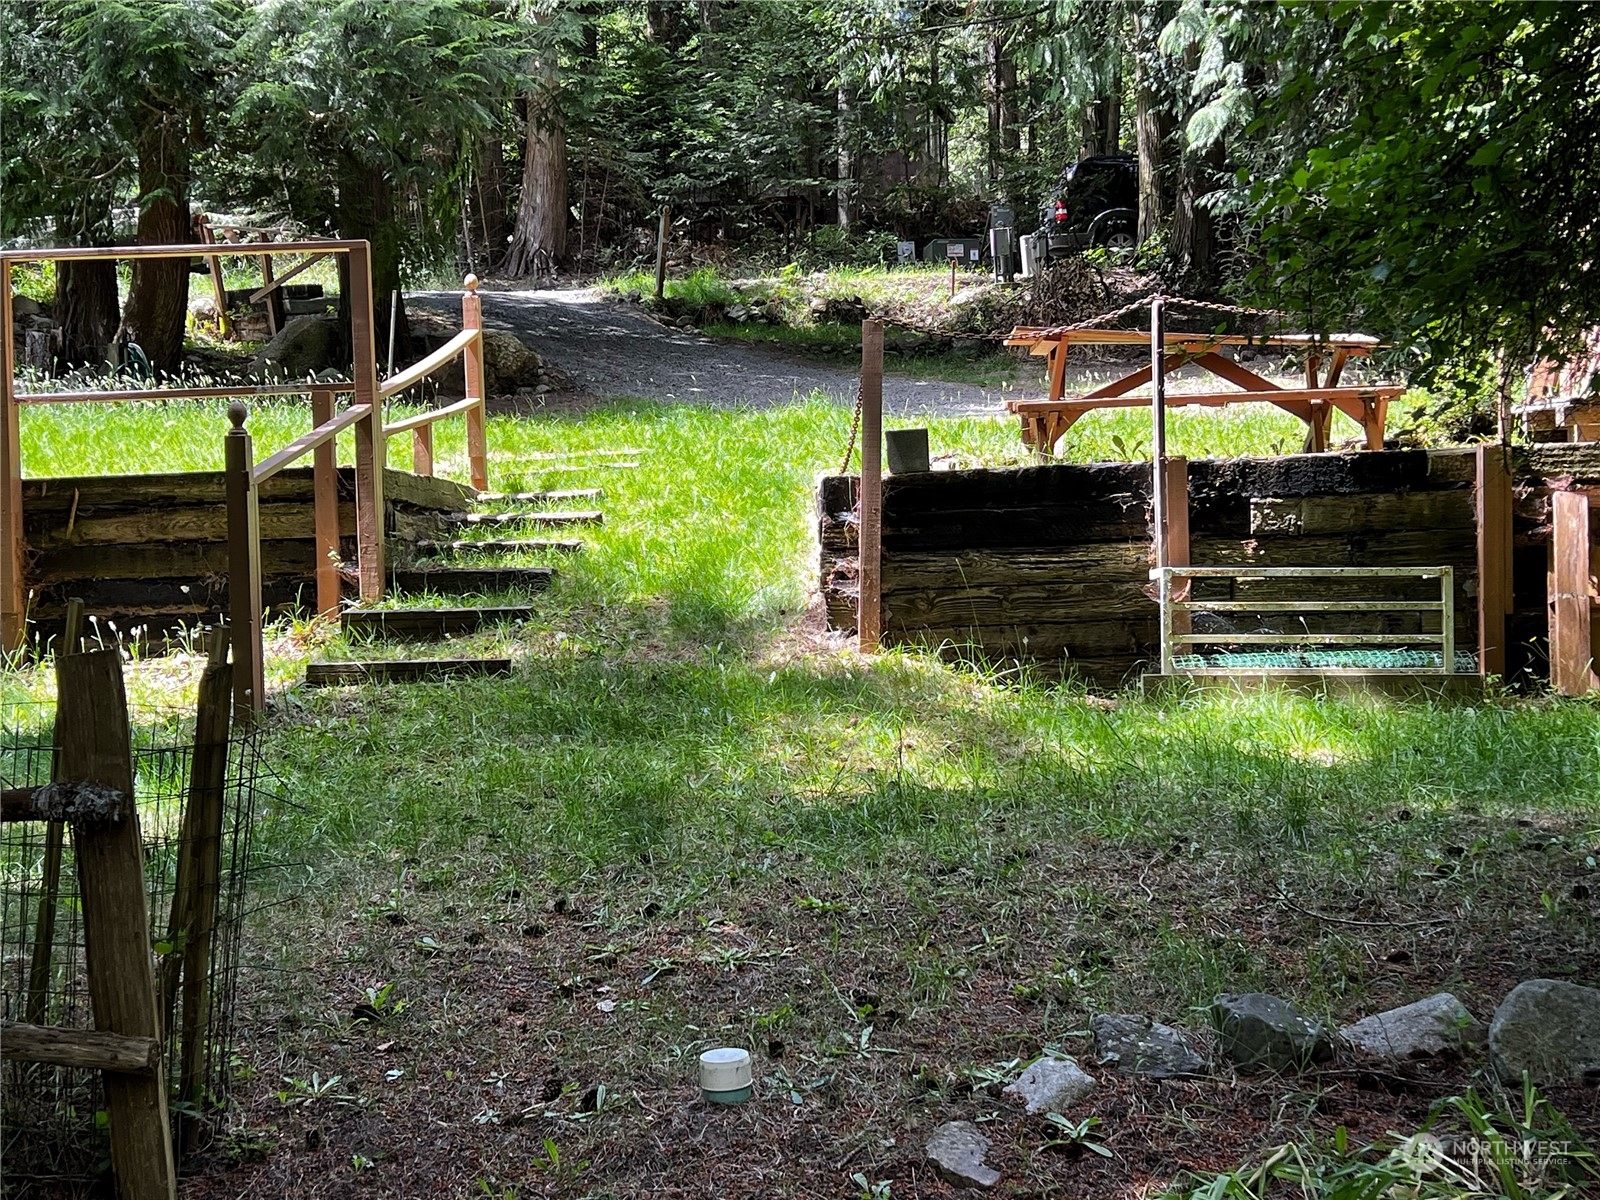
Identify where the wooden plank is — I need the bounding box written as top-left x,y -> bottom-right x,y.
57,647 -> 178,1200
1,239 -> 363,262
305,658 -> 514,686
225,407 -> 265,716
246,251 -> 330,303
1006,328 -> 1380,350
882,504 -> 1150,550
171,630 -> 231,1151
376,329 -> 476,401
387,566 -> 555,595
859,319 -> 884,651
1,259 -> 22,654
882,545 -> 1152,589
341,606 -> 537,639
27,501 -> 358,548
1550,491 -> 1597,696
1476,445 -> 1514,678
462,279 -> 488,493
251,403 -> 371,483
476,489 -> 602,504
1248,492 -> 1475,537
349,242 -> 386,602
412,422 -> 434,477
19,383 -> 354,405
1,1022 -> 161,1074
884,582 -> 1154,626
442,510 -> 602,528
414,538 -> 582,555
1163,456 -> 1191,640
312,390 -> 341,619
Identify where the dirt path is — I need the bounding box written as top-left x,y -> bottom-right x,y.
413,286 -> 1013,418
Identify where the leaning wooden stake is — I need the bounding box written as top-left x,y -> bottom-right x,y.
24,598 -> 85,1025
59,647 -> 178,1200
653,207 -> 671,303
225,405 -> 265,717
858,319 -> 885,652
162,627 -> 233,1153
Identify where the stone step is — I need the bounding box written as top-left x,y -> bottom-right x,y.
341,606 -> 537,639
387,566 -> 555,596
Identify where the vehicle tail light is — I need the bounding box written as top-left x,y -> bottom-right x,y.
1053,201 -> 1068,223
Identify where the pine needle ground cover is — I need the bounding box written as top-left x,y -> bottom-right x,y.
6,397 -> 1598,1198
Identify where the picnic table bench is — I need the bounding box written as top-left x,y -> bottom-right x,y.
1002,327 -> 1402,455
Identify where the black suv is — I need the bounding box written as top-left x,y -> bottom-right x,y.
1040,154 -> 1138,255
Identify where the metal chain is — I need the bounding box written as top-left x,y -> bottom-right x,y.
839,379 -> 864,475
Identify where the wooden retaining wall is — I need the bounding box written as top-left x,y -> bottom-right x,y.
22,467 -> 471,641
820,445 -> 1598,689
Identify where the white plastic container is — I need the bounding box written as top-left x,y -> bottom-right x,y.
699,1047 -> 753,1104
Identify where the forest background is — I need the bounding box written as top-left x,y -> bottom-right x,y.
3,0 -> 1599,404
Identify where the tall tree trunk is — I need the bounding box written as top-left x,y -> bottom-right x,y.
1134,8 -> 1175,245
335,156 -> 405,370
505,88 -> 568,276
836,83 -> 854,231
121,113 -> 191,375
1170,43 -> 1223,288
474,134 -> 512,273
55,258 -> 120,371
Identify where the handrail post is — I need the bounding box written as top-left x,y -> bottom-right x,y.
310,388 -> 341,619
348,242 -> 386,602
462,274 -> 488,493
224,403 -> 264,717
1439,566 -> 1455,675
0,257 -> 23,655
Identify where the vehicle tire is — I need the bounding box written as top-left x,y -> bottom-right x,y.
1103,230 -> 1136,250
1086,208 -> 1138,251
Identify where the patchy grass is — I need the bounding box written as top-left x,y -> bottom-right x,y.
6,394 -> 1598,1198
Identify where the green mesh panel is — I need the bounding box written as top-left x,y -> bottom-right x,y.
1170,649 -> 1479,672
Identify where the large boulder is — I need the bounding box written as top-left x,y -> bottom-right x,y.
1212,993 -> 1334,1073
1489,979 -> 1600,1086
481,329 -> 542,394
1001,1056 -> 1096,1114
1092,1014 -> 1208,1078
249,314 -> 339,379
1339,993 -> 1485,1061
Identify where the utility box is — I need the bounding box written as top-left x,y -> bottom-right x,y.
922,238 -> 983,265
990,227 -> 1015,282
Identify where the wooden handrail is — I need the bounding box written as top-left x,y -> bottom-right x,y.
0,240 -> 365,263
378,329 -> 478,401
18,382 -> 356,405
251,403 -> 371,484
384,395 -> 480,436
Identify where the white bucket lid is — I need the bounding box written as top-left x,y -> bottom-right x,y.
698,1047 -> 752,1091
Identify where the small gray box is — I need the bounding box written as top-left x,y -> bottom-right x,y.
885,428 -> 930,474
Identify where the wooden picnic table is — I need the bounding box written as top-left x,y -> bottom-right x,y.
1002,327 -> 1401,454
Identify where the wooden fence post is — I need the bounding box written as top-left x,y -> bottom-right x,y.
654,207 -> 671,303
1476,444 -> 1514,678
224,404 -> 264,717
1551,491 -> 1597,696
348,242 -> 386,603
462,274 -> 488,493
1164,456 -> 1191,643
58,647 -> 178,1200
1,256 -> 24,656
858,319 -> 884,653
310,388 -> 341,619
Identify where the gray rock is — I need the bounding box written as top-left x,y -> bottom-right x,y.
481,329 -> 542,393
1092,1014 -> 1208,1078
1339,993 -> 1485,1060
1001,1056 -> 1096,1114
11,295 -> 43,319
249,314 -> 339,379
1489,979 -> 1600,1086
1212,993 -> 1335,1073
926,1120 -> 999,1189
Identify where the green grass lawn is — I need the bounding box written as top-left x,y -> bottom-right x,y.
4,393 -> 1597,1198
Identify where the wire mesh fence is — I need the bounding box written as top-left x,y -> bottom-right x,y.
1,697 -> 265,1192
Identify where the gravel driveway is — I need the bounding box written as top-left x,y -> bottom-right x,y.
412,286 -> 1014,418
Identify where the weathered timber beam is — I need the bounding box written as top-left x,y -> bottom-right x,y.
1,781 -> 126,824
1,1021 -> 160,1074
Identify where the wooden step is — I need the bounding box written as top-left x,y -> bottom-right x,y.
414,538 -> 583,556
443,510 -> 603,527
475,488 -> 601,504
342,606 -> 537,639
388,566 -> 555,596
307,658 -> 514,686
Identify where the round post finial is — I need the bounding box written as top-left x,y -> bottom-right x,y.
464,273 -> 479,294
228,401 -> 249,430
